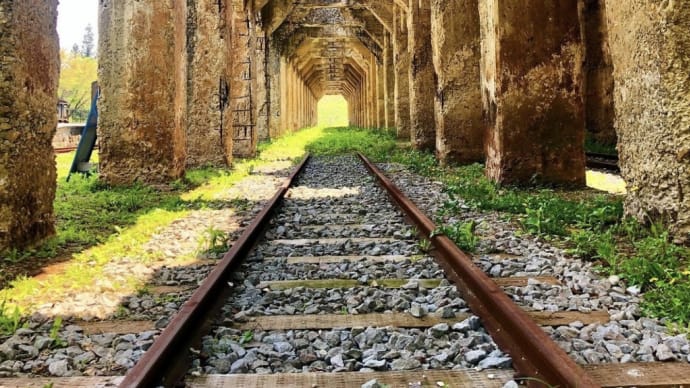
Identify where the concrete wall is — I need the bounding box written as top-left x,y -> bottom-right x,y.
99,0 -> 187,185
0,0 -> 59,251
605,0 -> 690,237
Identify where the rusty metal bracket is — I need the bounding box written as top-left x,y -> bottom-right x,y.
120,154 -> 311,388
357,152 -> 599,388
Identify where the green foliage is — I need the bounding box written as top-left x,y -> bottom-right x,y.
417,239 -> 432,253
49,317 -> 67,348
432,221 -> 479,253
305,127 -> 398,157
58,50 -> 98,122
520,201 -> 566,236
585,135 -> 617,156
198,227 -> 229,256
0,300 -> 22,336
240,330 -> 254,345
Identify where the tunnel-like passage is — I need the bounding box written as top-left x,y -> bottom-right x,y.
1,0 -> 690,251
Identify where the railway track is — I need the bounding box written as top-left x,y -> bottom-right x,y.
2,153 -> 688,388
585,152 -> 619,173
115,154 -> 689,387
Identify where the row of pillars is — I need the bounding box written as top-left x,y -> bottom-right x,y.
1,0 -> 689,251
280,58 -> 317,133
382,0 -> 585,184
376,0 -> 690,236
345,53 -> 382,129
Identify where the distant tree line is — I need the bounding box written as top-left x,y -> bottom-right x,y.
61,25 -> 97,122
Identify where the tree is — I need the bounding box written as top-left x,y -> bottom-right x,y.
58,50 -> 98,122
81,24 -> 95,58
71,43 -> 80,57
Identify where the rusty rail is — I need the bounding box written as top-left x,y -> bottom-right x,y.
585,152 -> 620,172
119,154 -> 310,388
358,152 -> 599,388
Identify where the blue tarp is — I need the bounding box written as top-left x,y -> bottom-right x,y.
67,87 -> 99,182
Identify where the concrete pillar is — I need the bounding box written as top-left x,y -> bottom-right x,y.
407,0 -> 436,151
377,58 -> 386,129
479,0 -> 585,185
279,56 -> 288,135
0,0 -> 59,251
99,0 -> 187,185
393,6 -> 411,139
580,0 -> 616,146
230,1 -> 256,157
186,0 -> 227,167
431,0 -> 484,165
254,20 -> 270,141
383,32 -> 396,129
268,39 -> 282,139
605,0 -> 690,237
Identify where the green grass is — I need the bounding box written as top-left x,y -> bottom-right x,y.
585,135 -> 617,156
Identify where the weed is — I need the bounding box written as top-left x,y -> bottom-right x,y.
432,221 -> 479,253
0,300 -> 22,336
49,317 -> 67,348
418,239 -> 432,253
198,227 -> 229,256
239,330 -> 254,344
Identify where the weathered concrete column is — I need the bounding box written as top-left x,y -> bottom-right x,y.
431,0 -> 484,165
280,56 -> 288,134
479,0 -> 585,185
0,0 -> 59,251
605,1 -> 690,237
393,6 -> 411,139
383,32 -> 396,129
377,58 -> 385,129
407,0 -> 436,150
99,0 -> 187,185
186,0 -> 227,167
580,0 -> 616,146
268,38 -> 282,139
254,20 -> 270,141
230,1 -> 256,157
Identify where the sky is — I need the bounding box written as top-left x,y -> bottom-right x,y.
57,0 -> 99,53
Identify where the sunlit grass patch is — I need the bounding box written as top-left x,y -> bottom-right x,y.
305,127 -> 398,157
586,170 -> 627,195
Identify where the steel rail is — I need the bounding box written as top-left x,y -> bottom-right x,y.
585,152 -> 620,172
119,154 -> 311,388
358,152 -> 599,388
